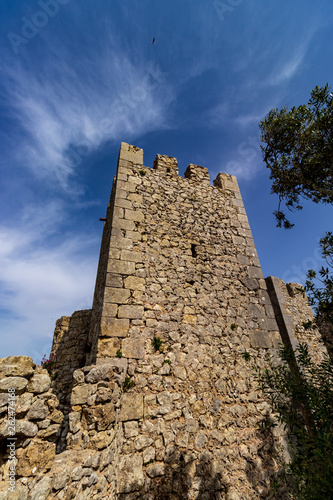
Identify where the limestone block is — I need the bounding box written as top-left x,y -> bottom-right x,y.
0,356 -> 35,377
127,193 -> 143,204
16,440 -> 55,476
30,476 -> 52,500
116,180 -> 138,193
124,421 -> 139,438
110,235 -> 133,250
124,209 -> 144,222
100,318 -> 129,338
115,197 -> 133,209
124,276 -> 145,291
122,338 -> 145,359
146,462 -> 165,478
134,434 -> 153,451
0,419 -> 38,438
0,376 -> 28,393
119,142 -> 143,164
118,305 -> 144,319
93,357 -> 128,374
104,287 -> 130,304
83,403 -> 116,431
97,338 -> 121,358
112,218 -> 136,231
119,394 -> 143,421
108,247 -> 120,259
27,374 -> 51,394
71,384 -> 94,406
105,274 -> 123,288
16,392 -> 33,415
247,266 -> 264,279
120,250 -> 144,262
27,400 -> 48,420
143,446 -> 155,464
108,259 -> 135,275
195,432 -> 208,449
89,431 -> 114,450
117,453 -> 144,494
249,331 -> 272,348
102,303 -> 118,317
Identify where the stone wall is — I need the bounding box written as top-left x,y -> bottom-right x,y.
266,276 -> 326,363
50,310 -> 92,409
0,357 -> 61,499
0,142 -> 330,499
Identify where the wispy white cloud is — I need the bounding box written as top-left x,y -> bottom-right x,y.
0,201 -> 97,363
267,48 -> 306,86
1,38 -> 174,192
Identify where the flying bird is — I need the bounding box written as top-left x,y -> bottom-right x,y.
152,37 -> 155,44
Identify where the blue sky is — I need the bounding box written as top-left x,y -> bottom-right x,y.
1,0 -> 332,363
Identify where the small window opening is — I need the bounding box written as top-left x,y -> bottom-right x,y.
166,167 -> 171,173
191,244 -> 197,258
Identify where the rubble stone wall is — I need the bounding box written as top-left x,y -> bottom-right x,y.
0,143 -> 330,499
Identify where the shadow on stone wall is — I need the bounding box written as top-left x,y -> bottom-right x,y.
245,414 -> 296,500
117,453 -> 228,500
50,310 -> 92,452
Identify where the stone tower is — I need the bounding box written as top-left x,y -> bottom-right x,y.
0,143 -> 327,499
87,142 -> 280,366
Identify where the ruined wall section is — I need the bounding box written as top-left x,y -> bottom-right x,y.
266,277 -> 326,363
50,310 -> 92,408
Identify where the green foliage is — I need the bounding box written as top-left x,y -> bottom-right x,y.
230,323 -> 238,331
305,232 -> 333,327
152,336 -> 163,351
243,351 -> 251,361
139,169 -> 146,176
116,349 -> 122,358
122,376 -> 134,392
259,84 -> 333,228
163,359 -> 171,365
255,343 -> 333,499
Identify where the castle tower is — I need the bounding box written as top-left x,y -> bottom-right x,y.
87,142 -> 280,366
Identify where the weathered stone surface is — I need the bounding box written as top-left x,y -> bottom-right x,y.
119,394 -> 143,421
0,142 -> 327,500
100,318 -> 129,337
104,287 -> 130,304
71,384 -> 94,405
118,305 -> 144,319
0,376 -> 28,393
124,276 -> 145,291
146,462 -> 165,477
117,454 -> 144,493
16,440 -> 55,476
26,373 -> 51,393
97,338 -> 121,358
107,259 -> 135,275
0,356 -> 35,378
83,403 -> 116,430
122,338 -> 145,359
27,399 -> 48,420
30,476 -> 52,500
